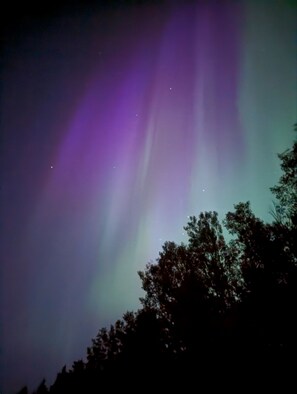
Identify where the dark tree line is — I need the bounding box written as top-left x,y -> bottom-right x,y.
17,125 -> 297,393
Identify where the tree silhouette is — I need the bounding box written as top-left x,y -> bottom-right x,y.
16,387 -> 29,394
15,124 -> 297,393
32,379 -> 48,394
270,123 -> 297,226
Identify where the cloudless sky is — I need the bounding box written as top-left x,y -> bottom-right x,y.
1,0 -> 296,392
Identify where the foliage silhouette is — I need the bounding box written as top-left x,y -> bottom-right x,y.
16,387 -> 29,394
15,124 -> 297,393
32,380 -> 48,394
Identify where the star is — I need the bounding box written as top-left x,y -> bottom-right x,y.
50,165 -> 54,169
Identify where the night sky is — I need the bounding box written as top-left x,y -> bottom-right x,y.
1,0 -> 296,392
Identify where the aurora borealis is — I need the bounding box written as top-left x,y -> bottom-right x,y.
1,0 -> 296,392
